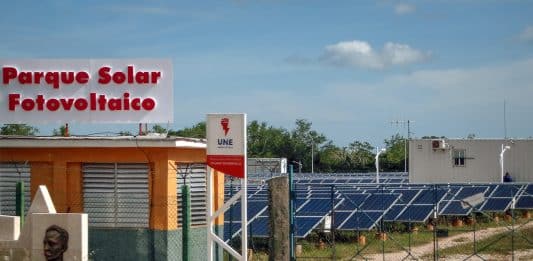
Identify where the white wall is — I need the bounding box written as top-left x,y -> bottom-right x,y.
409,139 -> 533,183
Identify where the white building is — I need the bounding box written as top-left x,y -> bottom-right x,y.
247,157 -> 287,174
409,139 -> 533,183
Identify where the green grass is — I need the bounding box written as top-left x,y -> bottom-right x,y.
223,216 -> 532,260
426,227 -> 533,259
225,229 -> 438,260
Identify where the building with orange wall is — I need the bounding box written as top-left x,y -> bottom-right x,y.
0,135 -> 225,260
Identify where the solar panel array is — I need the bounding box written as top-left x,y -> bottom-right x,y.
223,173 -> 531,242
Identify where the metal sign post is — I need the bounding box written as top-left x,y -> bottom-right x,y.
206,113 -> 247,261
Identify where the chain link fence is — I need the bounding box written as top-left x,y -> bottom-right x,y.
224,179 -> 533,260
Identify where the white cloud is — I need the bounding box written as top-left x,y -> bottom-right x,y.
519,25 -> 533,43
394,3 -> 416,15
330,58 -> 533,114
177,58 -> 533,145
320,40 -> 430,69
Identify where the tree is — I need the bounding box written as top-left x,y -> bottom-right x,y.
247,119 -> 331,172
382,134 -> 406,171
289,119 -> 327,172
247,121 -> 290,158
118,131 -> 133,136
346,141 -> 375,171
315,142 -> 346,172
52,125 -> 67,136
0,124 -> 39,136
168,122 -> 206,138
151,124 -> 167,134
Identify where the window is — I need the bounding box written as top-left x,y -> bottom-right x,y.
0,163 -> 31,215
83,163 -> 149,228
453,149 -> 466,166
177,163 -> 207,226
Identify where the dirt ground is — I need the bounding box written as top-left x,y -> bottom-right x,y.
358,221 -> 533,261
438,249 -> 533,261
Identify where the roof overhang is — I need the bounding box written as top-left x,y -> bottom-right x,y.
0,135 -> 206,149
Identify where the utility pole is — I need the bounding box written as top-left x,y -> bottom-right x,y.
311,139 -> 314,174
390,120 -> 414,173
504,100 -> 507,139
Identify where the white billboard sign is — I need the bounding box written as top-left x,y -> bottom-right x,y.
0,59 -> 173,123
206,113 -> 246,178
206,113 -> 248,261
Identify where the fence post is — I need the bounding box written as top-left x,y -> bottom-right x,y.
331,185 -> 336,260
289,165 -> 295,261
228,179 -> 234,261
181,184 -> 191,261
268,176 -> 290,261
511,199 -> 515,261
16,181 -> 25,228
433,184 -> 438,261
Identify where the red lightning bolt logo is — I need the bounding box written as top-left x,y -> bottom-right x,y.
220,118 -> 230,136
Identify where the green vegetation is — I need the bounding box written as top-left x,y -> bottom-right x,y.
52,125 -> 67,136
224,217 -> 532,260
169,119 -> 409,172
431,226 -> 533,259
0,119 -> 447,172
0,124 -> 38,136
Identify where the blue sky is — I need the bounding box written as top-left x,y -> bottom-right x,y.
1,0 -> 533,146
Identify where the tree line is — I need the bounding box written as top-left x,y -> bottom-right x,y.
1,120 -> 410,172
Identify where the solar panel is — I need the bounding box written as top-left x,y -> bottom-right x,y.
334,179 -> 349,184
442,186 -> 461,200
440,201 -> 471,216
322,178 -> 336,183
395,205 -> 434,222
225,181 -> 531,240
309,192 -> 335,198
224,221 -> 241,241
248,200 -> 268,218
336,194 -> 369,211
392,189 -> 421,204
364,189 -> 380,194
479,197 -> 512,212
383,205 -> 407,221
389,178 -> 403,183
524,185 -> 533,195
294,198 -> 309,211
359,194 -> 400,211
490,185 -> 522,197
294,216 -> 323,237
515,195 -> 533,209
226,202 -> 242,220
297,198 -> 334,216
411,189 -> 447,205
455,186 -> 489,199
249,217 -> 269,237
338,211 -> 383,230
332,211 -> 352,228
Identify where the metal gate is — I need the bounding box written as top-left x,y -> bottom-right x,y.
82,163 -> 149,228
0,162 -> 31,216
177,163 -> 207,226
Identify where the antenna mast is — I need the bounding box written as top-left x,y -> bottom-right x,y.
504,100 -> 507,139
390,120 -> 414,173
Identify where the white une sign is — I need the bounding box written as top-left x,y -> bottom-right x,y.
206,114 -> 245,155
206,113 -> 246,178
0,59 -> 173,123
